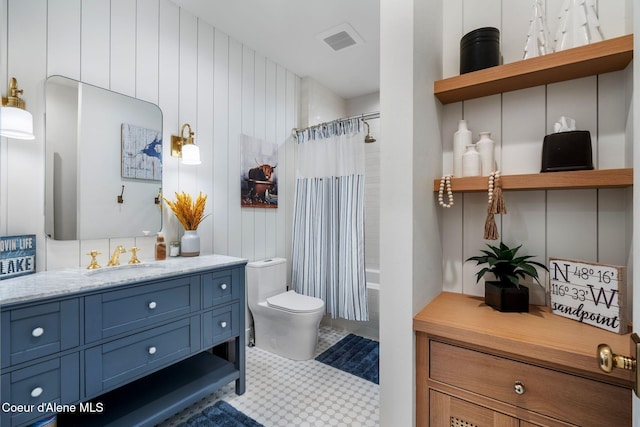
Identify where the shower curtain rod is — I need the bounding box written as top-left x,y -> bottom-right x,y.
291,111 -> 380,136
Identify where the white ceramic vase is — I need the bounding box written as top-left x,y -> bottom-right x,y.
462,144 -> 481,177
453,120 -> 472,177
476,132 -> 495,176
181,230 -> 200,257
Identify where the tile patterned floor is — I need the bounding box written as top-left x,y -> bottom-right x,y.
158,326 -> 380,427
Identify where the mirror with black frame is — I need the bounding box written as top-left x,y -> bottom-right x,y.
45,75 -> 163,240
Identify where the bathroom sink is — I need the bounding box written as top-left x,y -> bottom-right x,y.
84,262 -> 165,277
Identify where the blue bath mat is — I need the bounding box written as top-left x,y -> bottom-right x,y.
315,334 -> 379,384
178,400 -> 264,427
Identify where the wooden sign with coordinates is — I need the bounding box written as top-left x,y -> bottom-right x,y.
549,258 -> 626,334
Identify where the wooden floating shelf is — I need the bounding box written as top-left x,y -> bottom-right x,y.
432,168 -> 633,193
434,34 -> 633,104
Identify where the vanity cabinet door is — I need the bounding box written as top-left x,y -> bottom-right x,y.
1,353 -> 79,427
203,303 -> 240,348
85,275 -> 200,343
85,316 -> 201,396
202,268 -> 241,308
430,390 -> 519,427
1,299 -> 80,368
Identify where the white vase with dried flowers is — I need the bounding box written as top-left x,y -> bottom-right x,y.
180,230 -> 200,257
163,191 -> 208,257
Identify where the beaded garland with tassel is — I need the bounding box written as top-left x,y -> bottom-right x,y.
484,171 -> 506,240
438,175 -> 454,208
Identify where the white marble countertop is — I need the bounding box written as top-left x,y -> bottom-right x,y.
0,254 -> 247,306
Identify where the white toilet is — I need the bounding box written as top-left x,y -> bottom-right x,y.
246,258 -> 325,360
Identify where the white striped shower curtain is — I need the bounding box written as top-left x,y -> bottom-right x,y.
291,118 -> 368,321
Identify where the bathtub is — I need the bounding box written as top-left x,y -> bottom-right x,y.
366,268 -> 380,291
318,267 -> 380,339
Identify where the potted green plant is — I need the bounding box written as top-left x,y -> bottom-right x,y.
466,242 -> 548,312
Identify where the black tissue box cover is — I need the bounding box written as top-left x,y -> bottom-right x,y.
541,130 -> 593,172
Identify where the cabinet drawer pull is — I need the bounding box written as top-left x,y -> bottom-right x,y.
220,321 -> 227,328
31,387 -> 43,398
514,381 -> 525,395
31,327 -> 44,338
148,346 -> 157,355
148,301 -> 157,310
220,283 -> 228,290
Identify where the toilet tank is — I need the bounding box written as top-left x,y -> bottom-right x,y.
246,258 -> 288,301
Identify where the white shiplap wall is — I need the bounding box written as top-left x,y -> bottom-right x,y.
440,0 -> 632,309
0,0 -> 298,269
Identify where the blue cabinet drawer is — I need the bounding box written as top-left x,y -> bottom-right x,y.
85,276 -> 200,342
85,316 -> 201,396
1,300 -> 80,368
203,303 -> 240,348
1,354 -> 79,427
202,268 -> 240,307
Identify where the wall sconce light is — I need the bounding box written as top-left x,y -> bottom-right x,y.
1,77 -> 35,140
171,123 -> 201,165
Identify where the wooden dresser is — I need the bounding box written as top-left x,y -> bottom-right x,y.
414,292 -> 633,426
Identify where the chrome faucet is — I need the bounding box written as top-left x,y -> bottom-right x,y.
107,245 -> 126,266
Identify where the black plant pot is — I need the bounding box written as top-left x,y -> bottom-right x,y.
484,281 -> 529,312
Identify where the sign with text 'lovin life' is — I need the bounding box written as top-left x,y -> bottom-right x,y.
0,235 -> 36,280
549,258 -> 626,334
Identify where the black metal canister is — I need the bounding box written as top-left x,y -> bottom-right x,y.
460,27 -> 501,74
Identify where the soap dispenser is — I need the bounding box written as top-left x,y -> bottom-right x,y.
155,233 -> 167,260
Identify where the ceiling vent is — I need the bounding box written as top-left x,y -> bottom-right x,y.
316,23 -> 364,52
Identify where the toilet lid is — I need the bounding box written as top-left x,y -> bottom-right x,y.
266,290 -> 324,313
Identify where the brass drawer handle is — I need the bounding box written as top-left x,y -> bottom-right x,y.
514,381 -> 525,395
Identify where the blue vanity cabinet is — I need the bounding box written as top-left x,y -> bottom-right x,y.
0,257 -> 247,427
1,353 -> 80,427
204,303 -> 240,347
0,298 -> 81,427
202,267 -> 242,307
85,316 -> 202,396
1,299 -> 80,368
84,275 -> 200,343
202,266 -> 245,396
